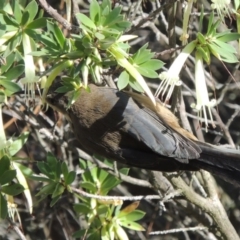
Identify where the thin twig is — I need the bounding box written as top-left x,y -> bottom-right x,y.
37,0 -> 80,33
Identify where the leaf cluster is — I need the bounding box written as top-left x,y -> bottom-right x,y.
72,159 -> 145,239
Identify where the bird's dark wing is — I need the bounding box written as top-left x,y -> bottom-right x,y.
99,88 -> 201,163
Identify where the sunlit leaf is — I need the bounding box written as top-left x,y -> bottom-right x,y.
8,132 -> 29,156
76,13 -> 96,30
25,0 -> 38,23
118,71 -> 129,90
26,17 -> 47,29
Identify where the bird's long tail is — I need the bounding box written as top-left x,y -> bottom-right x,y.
192,142 -> 240,187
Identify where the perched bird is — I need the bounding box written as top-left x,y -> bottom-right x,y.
46,84 -> 240,186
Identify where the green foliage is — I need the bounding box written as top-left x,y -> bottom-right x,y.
0,155 -> 24,218
0,0 -> 47,103
72,159 -> 144,239
196,12 -> 240,64
30,153 -> 76,206
117,44 -> 164,90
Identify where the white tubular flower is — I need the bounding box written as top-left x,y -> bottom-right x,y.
20,33 -> 39,101
211,0 -> 231,19
192,52 -> 216,130
156,41 -> 196,102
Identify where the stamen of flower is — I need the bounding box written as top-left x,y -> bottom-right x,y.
211,0 -> 231,19
155,41 -> 196,101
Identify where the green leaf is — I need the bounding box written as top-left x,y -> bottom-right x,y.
47,153 -> 57,169
79,159 -> 88,170
52,183 -> 65,198
37,162 -> 55,179
55,85 -> 74,93
117,202 -> 139,218
26,17 -> 47,29
76,13 -> 97,30
35,182 -> 56,197
3,34 -> 22,58
90,0 -> 101,23
47,21 -> 65,49
13,162 -> 33,177
214,39 -> 237,53
199,5 -> 204,33
102,5 -> 110,16
53,24 -> 66,49
50,195 -> 61,207
73,203 -> 91,214
119,220 -> 145,231
28,175 -> 52,182
96,205 -> 108,215
132,44 -> 154,64
141,59 -> 164,71
196,46 -> 211,64
117,71 -> 129,90
0,80 -> 22,96
119,168 -> 129,176
8,132 -> 29,156
97,168 -> 108,184
0,1 -> 4,10
129,77 -> 144,93
13,0 -> 23,23
206,12 -> 214,36
2,65 -> 25,81
0,170 -> 16,185
21,11 -> 30,26
207,19 -> 220,37
0,156 -> 10,176
103,7 -> 121,27
118,210 -> 145,221
95,32 -> 105,40
25,0 -> 38,23
1,183 -> 24,196
135,67 -> 158,78
214,29 -> 232,39
101,0 -> 112,11
209,43 -> 239,63
0,194 -> 8,219
33,33 -> 59,50
88,232 -> 101,240
29,51 -> 49,57
115,21 -> 131,31
1,52 -> 15,74
101,175 -> 121,195
65,171 -> 76,185
61,162 -> 69,181
3,14 -> 19,27
46,154 -> 61,179
80,182 -> 97,192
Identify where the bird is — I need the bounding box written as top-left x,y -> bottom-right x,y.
46,83 -> 240,187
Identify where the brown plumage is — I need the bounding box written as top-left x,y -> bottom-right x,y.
46,84 -> 240,186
